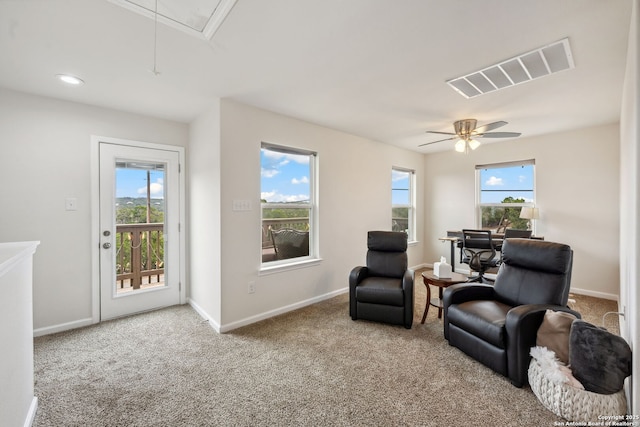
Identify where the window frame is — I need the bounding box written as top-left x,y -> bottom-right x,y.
392,167 -> 416,243
260,142 -> 319,272
475,159 -> 536,233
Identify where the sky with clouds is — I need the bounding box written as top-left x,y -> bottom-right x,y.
392,169 -> 410,205
116,168 -> 165,199
261,148 -> 310,203
479,164 -> 534,203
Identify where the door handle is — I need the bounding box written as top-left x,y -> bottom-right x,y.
103,242 -> 111,249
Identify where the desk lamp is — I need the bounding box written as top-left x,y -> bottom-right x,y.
519,207 -> 539,231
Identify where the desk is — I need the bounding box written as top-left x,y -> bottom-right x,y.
421,270 -> 468,323
439,231 -> 543,271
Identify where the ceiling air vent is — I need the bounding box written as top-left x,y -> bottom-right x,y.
447,38 -> 575,99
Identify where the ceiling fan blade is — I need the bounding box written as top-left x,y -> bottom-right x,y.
473,121 -> 508,134
476,132 -> 522,138
426,131 -> 457,136
418,136 -> 457,147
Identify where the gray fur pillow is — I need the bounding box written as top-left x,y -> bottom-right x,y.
569,320 -> 632,394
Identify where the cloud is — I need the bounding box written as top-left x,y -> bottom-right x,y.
262,149 -> 307,179
262,149 -> 309,165
291,176 -> 309,184
137,178 -> 164,197
518,175 -> 527,183
261,168 -> 279,178
485,176 -> 504,186
261,191 -> 309,203
261,191 -> 277,200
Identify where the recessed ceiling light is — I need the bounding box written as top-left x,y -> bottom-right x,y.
56,74 -> 85,86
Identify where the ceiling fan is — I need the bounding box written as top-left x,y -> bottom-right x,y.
419,119 -> 521,153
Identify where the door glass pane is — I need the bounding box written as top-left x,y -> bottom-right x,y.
114,161 -> 166,294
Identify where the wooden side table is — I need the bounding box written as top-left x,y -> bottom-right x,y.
421,270 -> 468,323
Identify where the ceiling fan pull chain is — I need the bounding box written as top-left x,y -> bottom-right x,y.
151,0 -> 161,76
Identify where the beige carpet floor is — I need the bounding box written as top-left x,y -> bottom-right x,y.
32,275 -> 618,426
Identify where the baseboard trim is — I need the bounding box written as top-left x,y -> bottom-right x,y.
187,299 -> 222,333
569,287 -> 619,302
23,396 -> 37,427
33,318 -> 95,337
410,263 -> 429,271
217,288 -> 348,333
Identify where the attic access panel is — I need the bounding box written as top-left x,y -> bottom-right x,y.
447,38 -> 575,98
108,0 -> 237,40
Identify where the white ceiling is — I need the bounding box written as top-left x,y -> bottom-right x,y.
0,0 -> 632,153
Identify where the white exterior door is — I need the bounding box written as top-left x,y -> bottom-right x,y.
99,142 -> 182,320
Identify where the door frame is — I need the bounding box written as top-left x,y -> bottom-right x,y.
91,135 -> 186,323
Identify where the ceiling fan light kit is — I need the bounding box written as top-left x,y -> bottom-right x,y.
454,138 -> 480,154
421,118 -> 521,153
468,139 -> 481,150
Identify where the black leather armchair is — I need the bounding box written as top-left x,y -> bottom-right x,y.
349,231 -> 414,329
443,239 -> 580,387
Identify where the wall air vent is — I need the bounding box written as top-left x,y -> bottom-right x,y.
447,38 -> 575,99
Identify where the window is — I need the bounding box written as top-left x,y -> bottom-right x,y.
476,160 -> 535,232
392,167 -> 416,242
261,143 -> 317,266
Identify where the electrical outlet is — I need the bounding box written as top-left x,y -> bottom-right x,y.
248,281 -> 256,294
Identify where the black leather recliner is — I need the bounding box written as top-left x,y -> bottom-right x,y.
443,238 -> 580,387
349,231 -> 414,329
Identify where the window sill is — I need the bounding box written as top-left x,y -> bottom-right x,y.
408,240 -> 419,247
259,257 -> 323,276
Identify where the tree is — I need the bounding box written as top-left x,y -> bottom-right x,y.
116,205 -> 164,224
481,197 -> 529,230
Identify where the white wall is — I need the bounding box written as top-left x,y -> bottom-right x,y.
619,0 -> 639,413
0,88 -> 188,332
188,101 -> 223,327
424,123 -> 620,299
211,99 -> 425,330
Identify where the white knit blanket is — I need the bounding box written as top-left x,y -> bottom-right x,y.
528,356 -> 627,422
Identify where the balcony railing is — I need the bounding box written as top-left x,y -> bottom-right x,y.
115,223 -> 164,290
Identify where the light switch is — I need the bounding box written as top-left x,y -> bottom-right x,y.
65,198 -> 78,211
232,200 -> 252,211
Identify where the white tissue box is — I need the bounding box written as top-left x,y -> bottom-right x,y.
433,262 -> 452,278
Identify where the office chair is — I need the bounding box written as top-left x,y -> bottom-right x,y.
503,228 -> 533,239
461,229 -> 499,283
